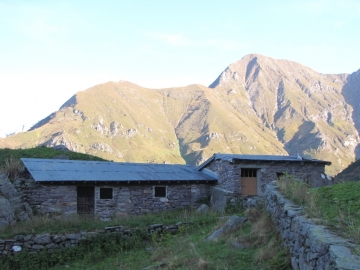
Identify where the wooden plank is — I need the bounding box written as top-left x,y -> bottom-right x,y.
241,177 -> 257,196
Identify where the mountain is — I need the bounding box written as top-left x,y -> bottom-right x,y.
334,159 -> 360,183
1,54 -> 359,175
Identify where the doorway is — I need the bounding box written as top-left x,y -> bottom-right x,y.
77,186 -> 94,214
241,169 -> 258,196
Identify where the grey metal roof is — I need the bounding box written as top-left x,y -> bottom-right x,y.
198,154 -> 331,170
21,158 -> 217,183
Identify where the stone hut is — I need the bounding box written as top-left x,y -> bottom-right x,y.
20,158 -> 217,220
198,154 -> 332,197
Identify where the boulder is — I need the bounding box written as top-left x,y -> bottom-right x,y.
34,234 -> 52,245
196,204 -> 210,213
205,215 -> 247,241
0,196 -> 15,230
0,174 -> 32,225
210,186 -> 232,212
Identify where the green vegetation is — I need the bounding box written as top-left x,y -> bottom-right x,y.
278,174 -> 360,245
0,147 -> 105,182
1,208 -> 290,270
0,147 -> 105,168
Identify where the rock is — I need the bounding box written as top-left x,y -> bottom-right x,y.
33,234 -> 51,245
0,196 -> 14,230
12,246 -> 22,252
65,234 -> 81,240
23,235 -> 32,242
53,145 -> 70,151
0,174 -> 32,224
210,187 -> 232,212
196,204 -> 210,213
205,215 -> 247,241
32,245 -> 45,250
149,224 -> 163,230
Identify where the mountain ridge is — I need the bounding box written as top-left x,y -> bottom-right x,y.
2,54 -> 359,175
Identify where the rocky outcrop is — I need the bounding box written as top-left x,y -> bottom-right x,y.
263,183 -> 360,270
0,174 -> 32,230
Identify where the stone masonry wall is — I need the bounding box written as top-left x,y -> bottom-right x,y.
263,183 -> 360,270
204,160 -> 329,196
0,222 -> 193,258
204,160 -> 241,195
15,177 -> 211,220
258,162 -> 330,188
19,178 -> 77,215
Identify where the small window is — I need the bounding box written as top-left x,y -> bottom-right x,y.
241,169 -> 257,177
100,188 -> 113,199
154,186 -> 167,197
276,172 -> 285,180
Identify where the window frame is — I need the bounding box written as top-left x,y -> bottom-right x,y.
153,186 -> 167,198
99,187 -> 113,200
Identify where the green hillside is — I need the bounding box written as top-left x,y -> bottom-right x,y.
0,147 -> 105,170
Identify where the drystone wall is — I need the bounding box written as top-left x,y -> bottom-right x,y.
0,222 -> 192,258
13,177 -> 211,220
0,175 -> 33,230
263,183 -> 360,270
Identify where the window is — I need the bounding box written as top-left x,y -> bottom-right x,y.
154,186 -> 167,197
100,188 -> 113,199
241,169 -> 257,177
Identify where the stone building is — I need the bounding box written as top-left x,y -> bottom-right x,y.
198,154 -> 332,197
19,154 -> 331,218
20,158 -> 216,220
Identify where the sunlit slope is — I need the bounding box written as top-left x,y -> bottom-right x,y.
159,84 -> 286,165
210,54 -> 360,175
3,81 -> 184,164
2,54 -> 360,175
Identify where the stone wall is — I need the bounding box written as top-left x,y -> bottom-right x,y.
203,159 -> 329,196
0,175 -> 33,230
263,183 -> 360,270
0,222 -> 192,258
14,177 -> 212,220
204,159 -> 241,195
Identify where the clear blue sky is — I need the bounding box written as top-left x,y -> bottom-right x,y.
1,0 -> 360,137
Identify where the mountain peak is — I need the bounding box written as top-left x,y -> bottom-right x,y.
1,54 -> 359,176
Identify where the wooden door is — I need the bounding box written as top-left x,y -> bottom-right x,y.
77,186 -> 94,214
241,169 -> 257,196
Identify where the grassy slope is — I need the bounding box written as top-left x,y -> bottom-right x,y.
1,209 -> 291,270
279,176 -> 360,245
0,147 -> 105,169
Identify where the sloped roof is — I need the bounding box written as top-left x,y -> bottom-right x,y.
198,154 -> 331,170
21,158 -> 217,183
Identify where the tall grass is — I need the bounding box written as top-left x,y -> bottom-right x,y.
277,174 -> 360,245
3,156 -> 22,182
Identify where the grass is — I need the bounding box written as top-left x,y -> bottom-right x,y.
0,208 -> 291,270
0,147 -> 105,169
278,174 -> 360,245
